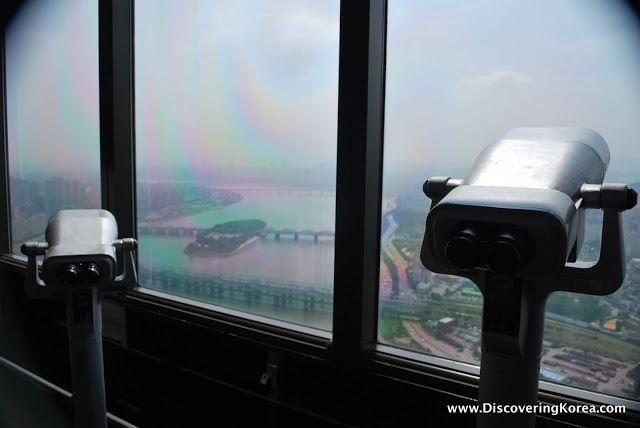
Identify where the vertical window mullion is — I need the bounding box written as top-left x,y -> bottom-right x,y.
0,36 -> 12,255
332,0 -> 387,364
99,0 -> 136,239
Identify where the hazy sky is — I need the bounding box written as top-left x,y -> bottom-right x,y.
5,0 -> 640,183
384,0 -> 640,177
134,0 -> 340,182
6,0 -> 99,178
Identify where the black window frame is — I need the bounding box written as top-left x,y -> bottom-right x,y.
0,1 -> 639,426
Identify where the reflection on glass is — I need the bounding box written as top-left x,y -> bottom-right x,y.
135,0 -> 339,330
6,0 -> 101,254
380,0 -> 640,400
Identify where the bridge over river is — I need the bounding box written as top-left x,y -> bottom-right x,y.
220,188 -> 335,197
138,266 -> 333,313
138,225 -> 335,243
138,266 -> 432,316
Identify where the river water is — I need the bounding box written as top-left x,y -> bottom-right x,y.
137,192 -> 336,330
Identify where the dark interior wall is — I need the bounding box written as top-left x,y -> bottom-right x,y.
0,269 -> 479,428
3,268 -> 638,428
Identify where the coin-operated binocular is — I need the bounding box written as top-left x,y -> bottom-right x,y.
21,209 -> 137,428
420,128 -> 637,428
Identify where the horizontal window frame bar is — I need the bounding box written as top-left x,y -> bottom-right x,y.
119,289 -> 332,360
133,286 -> 332,341
0,254 -> 28,273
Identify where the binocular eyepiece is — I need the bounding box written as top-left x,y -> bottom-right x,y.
60,262 -> 102,285
445,224 -> 530,274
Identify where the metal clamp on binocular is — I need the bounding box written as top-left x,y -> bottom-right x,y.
420,128 -> 637,428
21,209 -> 138,428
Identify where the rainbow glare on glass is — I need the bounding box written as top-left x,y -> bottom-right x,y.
5,0 -> 100,177
134,0 -> 340,183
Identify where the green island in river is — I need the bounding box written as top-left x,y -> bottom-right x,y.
184,219 -> 268,257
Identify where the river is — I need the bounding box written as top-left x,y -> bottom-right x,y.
137,191 -> 336,330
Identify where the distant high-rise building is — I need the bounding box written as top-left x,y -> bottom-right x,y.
45,177 -> 64,213
629,259 -> 640,282
10,176 -> 40,207
12,216 -> 28,242
28,213 -> 46,237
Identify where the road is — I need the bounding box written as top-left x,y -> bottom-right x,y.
380,213 -> 411,296
404,320 -> 461,360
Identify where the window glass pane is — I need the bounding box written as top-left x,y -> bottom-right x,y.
381,0 -> 640,401
135,0 -> 339,331
6,0 -> 101,254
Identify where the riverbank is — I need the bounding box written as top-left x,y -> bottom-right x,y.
140,190 -> 243,224
139,201 -> 223,224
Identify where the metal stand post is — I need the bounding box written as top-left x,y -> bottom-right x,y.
477,275 -> 547,428
65,288 -> 107,428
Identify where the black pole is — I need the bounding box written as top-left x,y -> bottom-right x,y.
64,288 -> 107,428
477,274 -> 548,428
